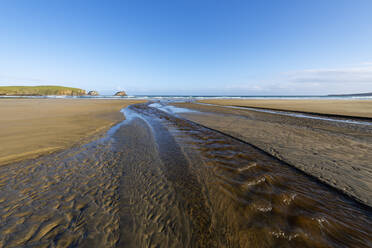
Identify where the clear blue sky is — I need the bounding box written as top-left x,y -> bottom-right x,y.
1,0 -> 371,95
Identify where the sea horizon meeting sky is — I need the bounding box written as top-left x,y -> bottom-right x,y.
0,0 -> 371,95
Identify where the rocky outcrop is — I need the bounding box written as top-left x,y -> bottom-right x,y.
114,91 -> 127,96
87,91 -> 99,96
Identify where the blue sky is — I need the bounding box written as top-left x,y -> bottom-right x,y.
1,0 -> 371,95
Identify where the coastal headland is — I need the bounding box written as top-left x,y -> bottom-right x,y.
0,85 -> 128,97
0,86 -> 87,96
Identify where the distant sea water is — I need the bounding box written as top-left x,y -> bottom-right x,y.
1,95 -> 371,100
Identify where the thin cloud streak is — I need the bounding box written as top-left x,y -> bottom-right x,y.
285,65 -> 372,84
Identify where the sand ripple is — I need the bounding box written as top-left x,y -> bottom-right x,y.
0,139 -> 121,247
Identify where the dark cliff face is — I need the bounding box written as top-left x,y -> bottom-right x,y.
114,91 -> 127,96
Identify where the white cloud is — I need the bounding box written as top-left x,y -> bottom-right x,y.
285,65 -> 372,84
224,64 -> 372,95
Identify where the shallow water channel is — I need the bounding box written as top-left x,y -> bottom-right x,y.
0,103 -> 371,247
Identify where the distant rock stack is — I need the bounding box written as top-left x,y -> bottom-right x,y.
87,91 -> 99,96
114,91 -> 127,96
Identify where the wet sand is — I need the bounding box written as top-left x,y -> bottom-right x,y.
0,99 -> 145,166
1,102 -> 371,247
174,101 -> 372,207
197,99 -> 372,118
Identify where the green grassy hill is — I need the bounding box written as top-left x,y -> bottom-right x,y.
0,86 -> 86,96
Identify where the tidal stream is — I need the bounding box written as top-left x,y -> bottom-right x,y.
0,103 -> 371,247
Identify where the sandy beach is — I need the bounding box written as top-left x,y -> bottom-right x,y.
0,100 -> 372,247
198,99 -> 372,118
0,99 -> 144,166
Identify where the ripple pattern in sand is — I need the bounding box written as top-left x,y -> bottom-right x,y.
136,103 -> 372,247
0,139 -> 122,247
